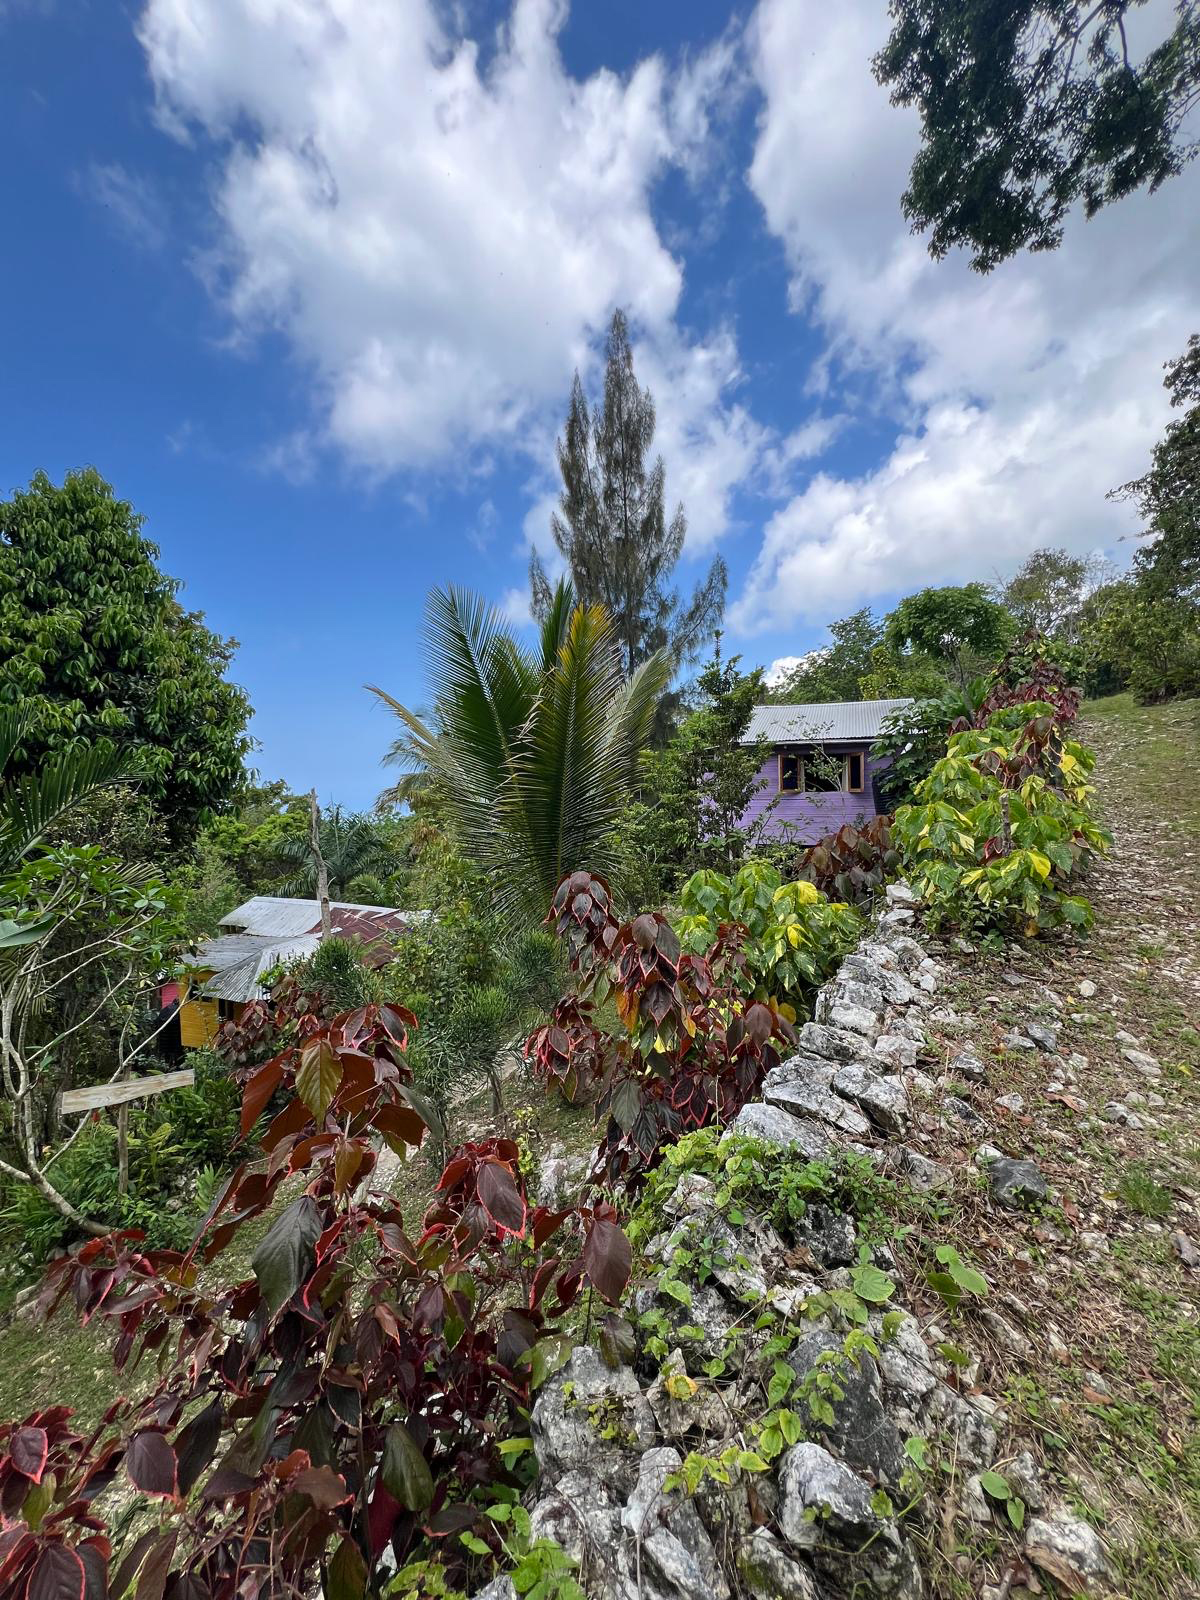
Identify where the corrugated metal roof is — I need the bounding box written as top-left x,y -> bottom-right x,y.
199,934 -> 321,1003
194,897 -> 430,1005
741,699 -> 913,745
219,896 -> 421,938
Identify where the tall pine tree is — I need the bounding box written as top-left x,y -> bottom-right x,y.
531,309 -> 726,677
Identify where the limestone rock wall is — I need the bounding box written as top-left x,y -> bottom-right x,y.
480,894 -> 1106,1600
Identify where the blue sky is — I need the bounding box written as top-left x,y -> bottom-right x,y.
2,0 -> 1197,809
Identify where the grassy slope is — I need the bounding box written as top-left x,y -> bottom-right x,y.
889,692 -> 1200,1597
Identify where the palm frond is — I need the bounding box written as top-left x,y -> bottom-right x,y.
372,586 -> 666,929
2,741 -> 144,873
0,706 -> 29,784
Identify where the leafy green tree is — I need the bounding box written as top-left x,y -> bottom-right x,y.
0,469 -> 252,843
371,580 -> 670,926
886,583 -> 1015,688
0,707 -> 175,1231
531,309 -> 726,680
763,607 -> 945,704
616,647 -> 775,898
875,0 -> 1200,271
998,546 -> 1111,639
1090,334 -> 1200,699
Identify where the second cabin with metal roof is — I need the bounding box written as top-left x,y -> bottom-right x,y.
737,698 -> 911,846
168,896 -> 428,1049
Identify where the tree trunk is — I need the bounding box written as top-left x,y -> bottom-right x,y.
309,790 -> 332,937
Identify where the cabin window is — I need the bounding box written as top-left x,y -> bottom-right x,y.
846,751 -> 865,792
779,752 -> 801,792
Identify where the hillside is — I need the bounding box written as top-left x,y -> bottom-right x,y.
1,693 -> 1197,1599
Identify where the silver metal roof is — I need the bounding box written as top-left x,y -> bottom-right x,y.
197,934 -> 322,1003
741,699 -> 913,745
219,895 -> 406,937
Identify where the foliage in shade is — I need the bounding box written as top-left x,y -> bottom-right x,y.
371,580 -> 670,927
0,469 -> 251,843
796,817 -> 902,909
612,649 -> 779,903
874,0 -> 1200,271
0,1000 -> 631,1600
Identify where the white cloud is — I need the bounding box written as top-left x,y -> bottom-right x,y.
763,649 -> 823,687
732,0 -> 1200,632
498,585 -> 533,626
136,0 -> 762,528
77,160 -> 168,250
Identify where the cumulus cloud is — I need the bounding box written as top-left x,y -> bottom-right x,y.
731,0 -> 1200,632
135,0 -> 765,550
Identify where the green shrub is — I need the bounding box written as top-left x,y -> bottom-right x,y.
892,708 -> 1110,936
675,860 -> 862,1017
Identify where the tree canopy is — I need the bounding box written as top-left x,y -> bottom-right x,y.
875,0 -> 1200,271
763,607 -> 946,705
531,309 -> 726,680
998,545 -> 1110,639
885,583 -> 1014,687
0,469 -> 252,843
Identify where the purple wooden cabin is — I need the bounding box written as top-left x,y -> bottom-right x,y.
738,699 -> 912,844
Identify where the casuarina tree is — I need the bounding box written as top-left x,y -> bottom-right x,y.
531,309 -> 726,679
0,468 -> 252,844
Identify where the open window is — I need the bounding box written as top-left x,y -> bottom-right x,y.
779,752 -> 801,792
846,751 -> 865,792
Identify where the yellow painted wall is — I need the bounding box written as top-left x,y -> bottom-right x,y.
179,971 -> 220,1049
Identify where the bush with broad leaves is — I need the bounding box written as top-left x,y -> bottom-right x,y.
893,706 -> 1110,936
674,860 -> 863,1015
527,869 -> 802,1186
795,817 -> 901,909
0,1000 -> 630,1600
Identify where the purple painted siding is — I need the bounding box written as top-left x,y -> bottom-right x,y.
741,744 -> 886,845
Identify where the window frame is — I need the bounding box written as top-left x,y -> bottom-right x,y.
777,746 -> 867,795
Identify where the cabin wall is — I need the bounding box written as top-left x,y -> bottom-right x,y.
179,996 -> 220,1049
740,744 -> 886,845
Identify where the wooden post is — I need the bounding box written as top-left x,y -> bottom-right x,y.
310,789 -> 332,938
117,1095 -> 129,1197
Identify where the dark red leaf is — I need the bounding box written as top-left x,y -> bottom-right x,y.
125,1432 -> 177,1499
29,1545 -> 86,1600
76,1543 -> 106,1600
291,1466 -> 350,1511
240,1057 -> 284,1138
174,1402 -> 222,1496
582,1218 -> 631,1305
135,1534 -> 177,1600
9,1426 -> 48,1482
476,1162 -> 526,1236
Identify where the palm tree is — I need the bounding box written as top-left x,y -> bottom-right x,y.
270,804 -> 397,902
369,580 -> 670,927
